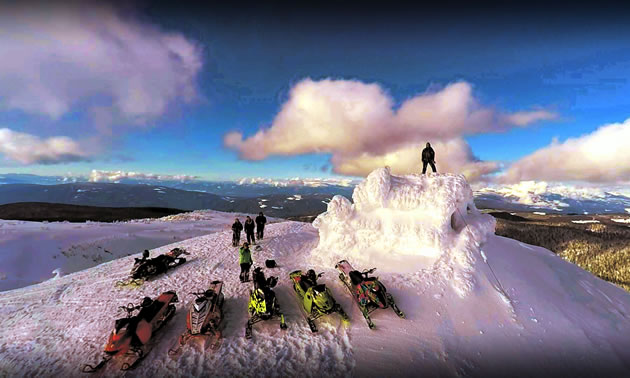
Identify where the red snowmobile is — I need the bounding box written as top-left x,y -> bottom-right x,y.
169,280 -> 225,356
82,291 -> 178,372
336,260 -> 404,329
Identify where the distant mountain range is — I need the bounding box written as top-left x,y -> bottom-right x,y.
1,173 -> 629,216
475,188 -> 630,215
0,183 -> 333,218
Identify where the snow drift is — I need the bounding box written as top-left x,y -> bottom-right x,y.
313,168 -> 495,296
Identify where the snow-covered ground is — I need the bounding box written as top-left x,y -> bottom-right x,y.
612,218 -> 630,224
1,170 -> 630,377
0,210 -> 271,292
571,220 -> 600,224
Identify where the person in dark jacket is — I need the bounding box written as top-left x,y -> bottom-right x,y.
244,216 -> 256,245
255,212 -> 267,240
231,218 -> 243,247
239,242 -> 253,282
421,142 -> 437,174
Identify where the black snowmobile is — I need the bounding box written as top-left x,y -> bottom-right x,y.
116,248 -> 189,287
336,260 -> 404,329
245,267 -> 287,339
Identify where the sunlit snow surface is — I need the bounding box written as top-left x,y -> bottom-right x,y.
1,172 -> 630,377
0,210 -> 264,291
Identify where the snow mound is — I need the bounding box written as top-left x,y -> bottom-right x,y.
312,168 -> 495,296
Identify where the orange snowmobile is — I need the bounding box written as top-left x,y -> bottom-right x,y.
82,291 -> 178,372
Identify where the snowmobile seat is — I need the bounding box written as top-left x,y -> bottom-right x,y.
137,299 -> 164,323
312,284 -> 326,294
349,270 -> 364,285
300,277 -> 315,292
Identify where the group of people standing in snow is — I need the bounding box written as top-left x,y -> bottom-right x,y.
232,212 -> 267,282
231,212 -> 266,247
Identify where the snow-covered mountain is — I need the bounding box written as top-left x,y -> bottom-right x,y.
475,181 -> 630,215
1,169 -> 630,377
3,173 -> 630,215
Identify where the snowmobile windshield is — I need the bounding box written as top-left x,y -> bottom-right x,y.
313,284 -> 326,294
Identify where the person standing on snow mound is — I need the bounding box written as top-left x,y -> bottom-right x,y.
231,218 -> 243,247
239,242 -> 253,282
255,212 -> 267,240
421,142 -> 437,174
244,216 -> 256,245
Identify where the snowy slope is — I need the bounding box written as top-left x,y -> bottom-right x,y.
2,170 -> 630,377
0,210 -> 272,291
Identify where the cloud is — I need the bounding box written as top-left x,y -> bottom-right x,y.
502,118 -> 630,183
0,128 -> 90,164
331,139 -> 500,180
0,2 -> 201,121
0,1 -> 202,163
89,170 -> 198,183
224,78 -> 556,180
237,177 -> 359,187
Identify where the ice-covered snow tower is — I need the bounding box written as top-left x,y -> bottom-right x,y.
313,167 -> 496,296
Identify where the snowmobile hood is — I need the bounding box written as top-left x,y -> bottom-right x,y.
190,298 -> 210,335
193,298 -> 207,313
311,285 -> 334,311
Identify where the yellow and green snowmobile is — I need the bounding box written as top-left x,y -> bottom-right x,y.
289,269 -> 349,332
245,267 -> 287,339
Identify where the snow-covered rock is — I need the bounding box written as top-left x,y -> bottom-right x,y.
313,168 -> 495,296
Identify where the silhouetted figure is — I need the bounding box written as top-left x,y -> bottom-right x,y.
239,242 -> 253,282
244,216 -> 256,245
231,218 -> 243,247
421,142 -> 437,174
256,212 -> 267,240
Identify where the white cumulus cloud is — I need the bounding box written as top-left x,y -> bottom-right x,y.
224,78 -> 556,181
0,2 -> 202,121
89,170 -> 198,182
502,118 -> 630,183
0,1 -> 202,164
0,128 -> 90,164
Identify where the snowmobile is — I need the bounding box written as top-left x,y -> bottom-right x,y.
245,267 -> 287,339
289,269 -> 349,332
116,248 -> 190,287
335,260 -> 404,329
168,281 -> 225,356
82,291 -> 178,372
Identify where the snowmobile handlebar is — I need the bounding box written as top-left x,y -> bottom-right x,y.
119,303 -> 138,316
363,268 -> 377,274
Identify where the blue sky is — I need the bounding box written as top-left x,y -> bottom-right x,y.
1,2 -> 629,183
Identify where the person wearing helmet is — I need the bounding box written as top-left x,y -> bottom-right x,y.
239,242 -> 253,283
231,218 -> 243,247
141,296 -> 153,308
255,212 -> 267,240
302,269 -> 318,288
134,249 -> 150,266
244,216 -> 256,245
421,142 -> 437,174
